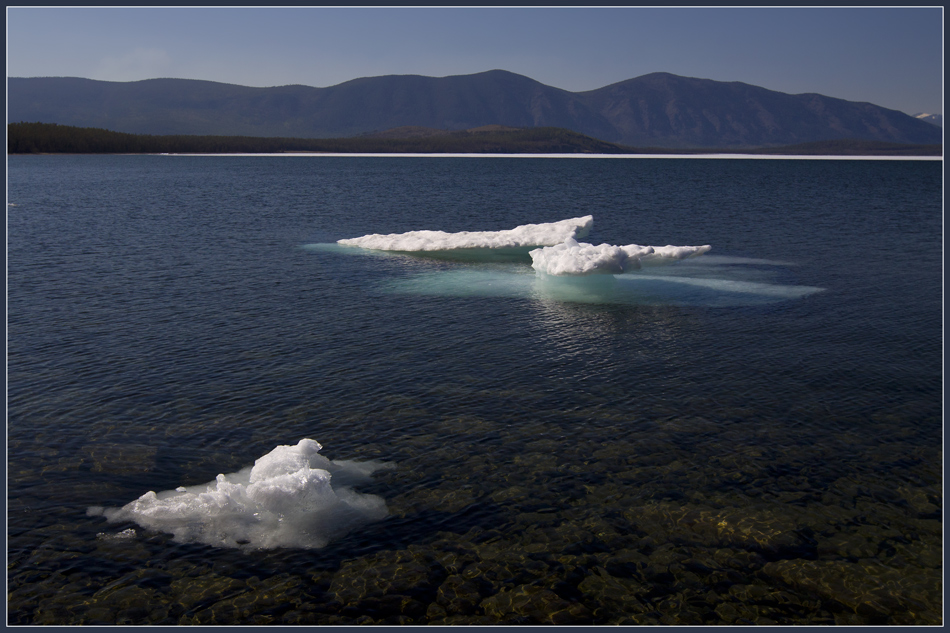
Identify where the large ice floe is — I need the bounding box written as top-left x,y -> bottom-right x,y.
528,237 -> 712,276
328,216 -> 821,306
88,439 -> 392,550
336,215 -> 710,275
337,215 -> 593,254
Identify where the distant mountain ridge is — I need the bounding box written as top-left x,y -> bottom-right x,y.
8,70 -> 942,149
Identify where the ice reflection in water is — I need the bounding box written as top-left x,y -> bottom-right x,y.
373,261 -> 822,307
525,298 -> 690,375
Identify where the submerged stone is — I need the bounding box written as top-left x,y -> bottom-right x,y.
480,584 -> 591,625
82,443 -> 158,475
627,501 -> 813,556
762,559 -> 941,624
435,574 -> 484,614
576,566 -> 649,617
329,549 -> 446,608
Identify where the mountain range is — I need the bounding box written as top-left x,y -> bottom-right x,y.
8,70 -> 942,149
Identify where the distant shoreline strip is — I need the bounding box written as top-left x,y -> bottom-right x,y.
150,153 -> 943,161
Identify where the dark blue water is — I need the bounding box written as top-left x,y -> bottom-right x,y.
6,155 -> 942,625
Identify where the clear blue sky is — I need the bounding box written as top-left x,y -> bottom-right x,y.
5,6 -> 944,116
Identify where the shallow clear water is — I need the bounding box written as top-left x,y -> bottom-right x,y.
7,155 -> 942,625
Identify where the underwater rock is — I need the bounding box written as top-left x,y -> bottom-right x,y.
896,485 -> 940,516
83,583 -> 164,625
711,547 -> 766,572
576,566 -> 650,618
710,510 -> 811,555
601,548 -> 652,579
816,528 -> 885,560
627,501 -> 812,556
461,556 -> 546,589
513,508 -> 563,529
762,559 -> 941,624
512,451 -> 559,474
480,584 -> 591,624
547,520 -> 618,556
204,573 -> 309,623
426,602 -> 448,620
329,549 -> 447,608
654,594 -> 706,625
169,574 -> 247,611
435,574 -> 484,614
489,485 -> 531,506
396,485 -> 481,515
437,415 -> 503,437
33,602 -> 78,626
424,537 -> 481,576
82,443 -> 158,475
280,608 -> 322,625
884,538 -> 942,569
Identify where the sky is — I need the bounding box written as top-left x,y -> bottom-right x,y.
5,6 -> 944,116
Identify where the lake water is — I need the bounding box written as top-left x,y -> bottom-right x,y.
6,155 -> 943,625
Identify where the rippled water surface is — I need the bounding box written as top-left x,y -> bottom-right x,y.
7,155 -> 942,625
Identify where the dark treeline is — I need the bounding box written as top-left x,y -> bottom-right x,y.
8,122 -> 942,156
7,122 -> 632,155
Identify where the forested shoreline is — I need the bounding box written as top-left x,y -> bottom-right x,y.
7,122 -> 942,156
7,122 -> 632,155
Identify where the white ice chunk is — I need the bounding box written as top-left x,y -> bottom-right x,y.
248,438 -> 333,481
640,244 -> 713,265
530,239 -> 711,276
528,237 -> 630,275
88,439 -> 392,550
95,528 -> 137,541
337,215 -> 593,252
